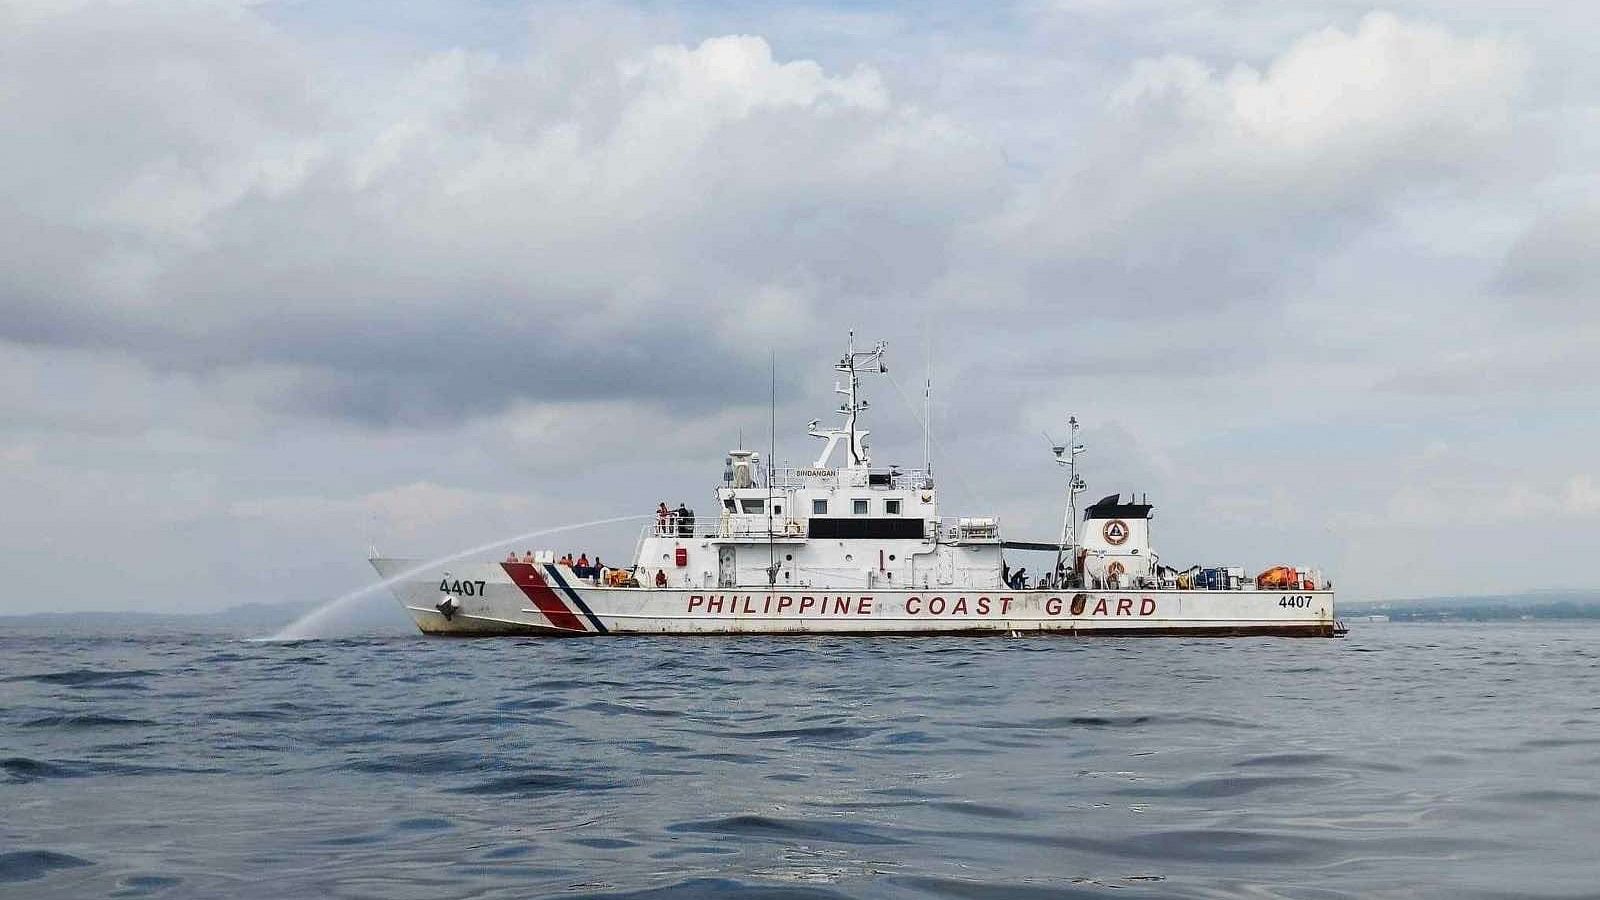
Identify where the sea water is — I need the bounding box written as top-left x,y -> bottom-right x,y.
3,623 -> 1598,898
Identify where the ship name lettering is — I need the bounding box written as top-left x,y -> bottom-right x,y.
685,594 -> 873,616
903,596 -> 1014,616
1046,596 -> 1155,616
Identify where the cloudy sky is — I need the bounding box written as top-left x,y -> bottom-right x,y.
4,0 -> 1598,615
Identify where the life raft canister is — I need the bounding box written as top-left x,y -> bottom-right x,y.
674,546 -> 688,567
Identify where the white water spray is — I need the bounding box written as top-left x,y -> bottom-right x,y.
263,513 -> 652,641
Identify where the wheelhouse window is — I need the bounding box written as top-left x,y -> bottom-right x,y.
813,499 -> 828,515
885,499 -> 901,515
739,498 -> 765,514
853,499 -> 869,515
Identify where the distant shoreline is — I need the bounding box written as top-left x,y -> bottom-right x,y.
1339,589 -> 1600,622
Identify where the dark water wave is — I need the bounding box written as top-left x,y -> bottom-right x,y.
0,850 -> 94,884
2,625 -> 1599,899
5,667 -> 158,684
19,714 -> 158,729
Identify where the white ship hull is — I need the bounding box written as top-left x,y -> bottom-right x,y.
375,559 -> 1340,638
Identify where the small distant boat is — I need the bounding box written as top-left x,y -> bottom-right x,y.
374,335 -> 1339,637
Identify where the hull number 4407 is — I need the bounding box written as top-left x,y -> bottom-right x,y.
1279,595 -> 1314,608
441,579 -> 487,596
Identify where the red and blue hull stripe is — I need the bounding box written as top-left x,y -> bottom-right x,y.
500,562 -> 607,633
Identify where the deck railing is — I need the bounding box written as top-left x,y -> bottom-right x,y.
639,512 -> 999,543
642,517 -> 805,540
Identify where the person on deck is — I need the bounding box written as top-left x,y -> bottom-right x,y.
575,553 -> 590,577
592,558 -> 604,584
657,502 -> 673,535
505,551 -> 518,563
655,569 -> 668,588
676,503 -> 692,536
522,550 -> 536,563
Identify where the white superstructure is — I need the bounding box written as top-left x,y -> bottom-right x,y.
373,335 -> 1341,637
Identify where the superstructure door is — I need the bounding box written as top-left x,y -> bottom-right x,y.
718,546 -> 736,587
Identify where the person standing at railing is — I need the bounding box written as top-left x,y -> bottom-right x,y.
676,503 -> 692,536
657,502 -> 672,535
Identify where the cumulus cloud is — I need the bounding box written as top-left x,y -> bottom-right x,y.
4,2 -> 1599,611
2,6 -> 997,425
963,12 -> 1526,314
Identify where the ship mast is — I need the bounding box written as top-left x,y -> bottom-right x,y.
1050,416 -> 1086,585
810,331 -> 887,468
767,353 -> 779,587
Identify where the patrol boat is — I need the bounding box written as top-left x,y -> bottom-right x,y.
372,336 -> 1340,637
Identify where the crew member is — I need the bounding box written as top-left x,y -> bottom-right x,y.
655,569 -> 668,588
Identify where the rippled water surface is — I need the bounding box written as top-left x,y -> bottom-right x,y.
4,624 -> 1599,899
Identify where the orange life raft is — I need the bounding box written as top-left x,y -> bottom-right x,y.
1255,566 -> 1300,590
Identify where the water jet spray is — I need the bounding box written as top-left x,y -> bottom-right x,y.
262,513 -> 651,641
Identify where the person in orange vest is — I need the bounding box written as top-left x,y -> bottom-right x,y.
522,550 -> 536,563
504,551 -> 518,563
655,568 -> 668,588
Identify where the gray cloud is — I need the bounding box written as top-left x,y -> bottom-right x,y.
5,2 -> 1600,612
1497,203 -> 1600,311
3,10 -> 999,424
